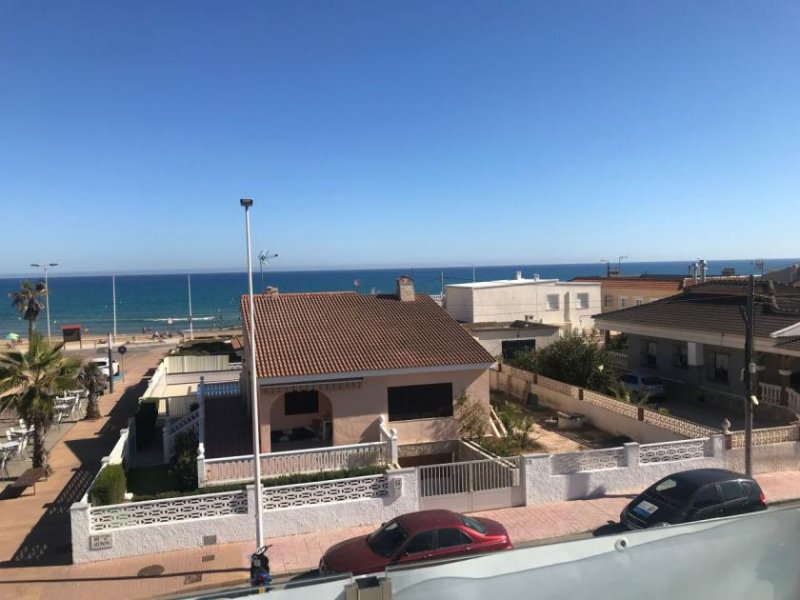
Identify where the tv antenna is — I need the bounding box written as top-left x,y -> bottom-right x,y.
258,250 -> 278,287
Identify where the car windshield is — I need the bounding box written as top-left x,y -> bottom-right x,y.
650,478 -> 695,506
460,514 -> 486,534
367,520 -> 408,557
642,377 -> 662,385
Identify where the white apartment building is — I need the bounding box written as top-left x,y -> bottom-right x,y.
444,273 -> 602,357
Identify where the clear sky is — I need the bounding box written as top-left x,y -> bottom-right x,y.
1,1 -> 799,276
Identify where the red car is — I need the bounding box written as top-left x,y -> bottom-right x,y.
318,509 -> 512,576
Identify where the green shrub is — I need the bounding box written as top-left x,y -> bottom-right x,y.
169,431 -> 199,491
130,464 -> 387,501
89,464 -> 127,506
135,400 -> 158,448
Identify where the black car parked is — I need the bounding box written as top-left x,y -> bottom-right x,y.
621,468 -> 767,529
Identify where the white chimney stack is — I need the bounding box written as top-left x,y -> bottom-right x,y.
515,270 -> 523,280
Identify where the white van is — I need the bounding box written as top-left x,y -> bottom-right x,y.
87,357 -> 120,377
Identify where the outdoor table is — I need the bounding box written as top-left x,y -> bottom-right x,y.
0,441 -> 20,455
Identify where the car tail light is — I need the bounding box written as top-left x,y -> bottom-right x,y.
759,492 -> 767,507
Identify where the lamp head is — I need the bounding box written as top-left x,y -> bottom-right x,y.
240,198 -> 253,208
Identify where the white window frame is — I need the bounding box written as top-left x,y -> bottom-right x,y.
635,297 -> 644,306
604,294 -> 613,308
546,294 -> 560,311
577,293 -> 590,309
619,296 -> 628,309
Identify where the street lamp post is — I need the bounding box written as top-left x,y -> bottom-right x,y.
31,262 -> 58,340
241,198 -> 264,549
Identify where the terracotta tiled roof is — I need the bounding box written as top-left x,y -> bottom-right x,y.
241,292 -> 494,379
595,281 -> 800,351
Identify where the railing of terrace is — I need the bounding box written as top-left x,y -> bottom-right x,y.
203,440 -> 391,485
759,382 -> 783,406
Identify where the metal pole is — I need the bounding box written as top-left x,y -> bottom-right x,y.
112,274 -> 117,344
241,198 -> 264,548
743,275 -> 755,476
44,266 -> 51,341
188,274 -> 194,340
107,333 -> 114,393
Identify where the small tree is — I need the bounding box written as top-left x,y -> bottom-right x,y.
456,394 -> 489,440
79,361 -> 108,420
9,280 -> 47,341
169,430 -> 199,491
510,335 -> 614,393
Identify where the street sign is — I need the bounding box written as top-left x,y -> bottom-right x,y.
118,345 -> 127,355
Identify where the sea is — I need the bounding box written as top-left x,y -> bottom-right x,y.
1,259 -> 797,337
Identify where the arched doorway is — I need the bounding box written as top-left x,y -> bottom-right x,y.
269,389 -> 333,450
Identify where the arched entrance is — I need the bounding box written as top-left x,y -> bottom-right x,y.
268,389 -> 333,450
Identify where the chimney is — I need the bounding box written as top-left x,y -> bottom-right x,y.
396,276 -> 415,302
264,286 -> 279,297
699,259 -> 707,283
515,270 -> 523,280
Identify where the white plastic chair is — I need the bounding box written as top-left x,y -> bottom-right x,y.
0,452 -> 9,479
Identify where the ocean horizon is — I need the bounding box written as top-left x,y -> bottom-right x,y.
2,258 -> 798,337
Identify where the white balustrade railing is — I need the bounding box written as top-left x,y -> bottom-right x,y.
639,438 -> 709,464
107,427 -> 130,466
759,382 -> 783,406
606,351 -> 629,370
203,381 -> 240,397
204,440 -> 391,485
163,401 -> 204,462
787,388 -> 800,413
378,415 -> 399,467
89,490 -> 247,531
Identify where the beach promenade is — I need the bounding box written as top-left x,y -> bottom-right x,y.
0,343 -> 799,599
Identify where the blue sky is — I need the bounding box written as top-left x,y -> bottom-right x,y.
1,1 -> 799,275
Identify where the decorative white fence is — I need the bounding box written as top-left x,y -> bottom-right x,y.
157,394 -> 196,418
551,447 -> 626,474
201,440 -> 391,486
728,425 -> 800,449
641,410 -> 717,439
419,456 -> 522,498
261,474 -> 388,510
90,490 -> 248,531
760,382 -> 783,406
639,438 -> 710,464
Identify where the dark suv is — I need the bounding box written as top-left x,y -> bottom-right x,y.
621,468 -> 767,529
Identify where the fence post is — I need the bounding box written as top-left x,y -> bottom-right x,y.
637,406 -> 644,421
197,442 -> 206,488
198,397 -> 206,446
623,442 -> 640,468
69,501 -> 91,564
390,428 -> 399,467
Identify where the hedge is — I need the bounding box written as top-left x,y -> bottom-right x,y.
135,400 -> 158,448
89,464 -> 127,506
132,464 -> 387,502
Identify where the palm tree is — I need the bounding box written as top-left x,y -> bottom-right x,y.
9,279 -> 47,341
79,362 -> 108,420
0,333 -> 80,472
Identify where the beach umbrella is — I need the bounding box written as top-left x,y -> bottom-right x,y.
5,332 -> 20,341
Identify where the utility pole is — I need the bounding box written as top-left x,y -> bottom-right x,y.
440,272 -> 445,297
107,333 -> 114,393
742,275 -> 756,476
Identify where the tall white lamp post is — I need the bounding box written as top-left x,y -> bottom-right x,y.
241,198 -> 264,548
31,262 -> 58,340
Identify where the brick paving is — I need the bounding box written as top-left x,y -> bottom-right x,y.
1,343 -> 799,599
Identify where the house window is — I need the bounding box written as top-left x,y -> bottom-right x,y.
577,293 -> 589,309
284,390 -> 319,415
634,297 -> 644,306
546,294 -> 560,310
501,339 -> 535,360
619,297 -> 628,309
710,352 -> 729,384
604,294 -> 613,308
388,383 -> 453,421
643,341 -> 658,368
672,344 -> 688,368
